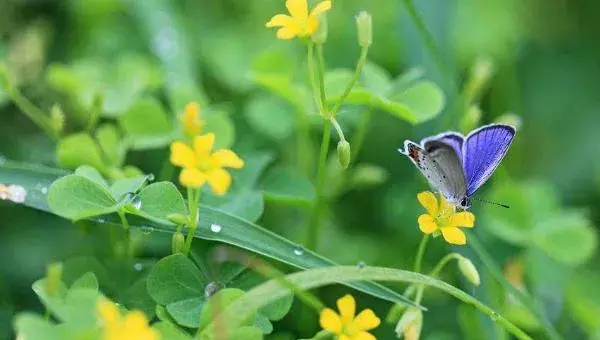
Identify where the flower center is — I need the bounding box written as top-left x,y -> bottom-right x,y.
196,155 -> 217,171
434,205 -> 455,228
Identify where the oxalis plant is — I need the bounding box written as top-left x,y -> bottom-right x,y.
0,1 -> 592,339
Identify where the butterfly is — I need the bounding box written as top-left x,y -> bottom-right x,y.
399,123 -> 516,210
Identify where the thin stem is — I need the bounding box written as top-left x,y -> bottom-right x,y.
413,234 -> 430,273
331,46 -> 369,115
117,210 -> 132,257
1,76 -> 58,140
306,120 -> 331,250
330,117 -> 345,141
468,233 -> 562,340
429,253 -> 460,278
183,188 -> 201,255
307,41 -> 322,113
315,44 -> 328,115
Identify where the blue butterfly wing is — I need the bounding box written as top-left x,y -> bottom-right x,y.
462,124 -> 516,196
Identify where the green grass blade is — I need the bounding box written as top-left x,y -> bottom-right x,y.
199,266 -> 532,340
0,160 -> 417,307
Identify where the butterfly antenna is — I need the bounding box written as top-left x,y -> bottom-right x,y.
472,197 -> 510,209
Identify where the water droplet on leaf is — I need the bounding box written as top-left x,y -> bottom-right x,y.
134,263 -> 143,271
293,246 -> 304,256
131,196 -> 142,210
357,261 -> 366,268
204,281 -> 222,299
146,173 -> 155,182
210,223 -> 222,233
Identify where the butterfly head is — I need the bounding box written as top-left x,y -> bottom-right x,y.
458,197 -> 471,210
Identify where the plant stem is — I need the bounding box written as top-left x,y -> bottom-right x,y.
413,234 -> 430,273
306,119 -> 331,250
307,41 -> 322,114
331,46 -> 369,116
1,76 -> 58,140
183,188 -> 200,255
315,44 -> 328,116
468,233 -> 562,340
117,210 -> 131,257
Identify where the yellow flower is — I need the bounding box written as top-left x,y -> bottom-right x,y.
170,133 -> 244,195
97,298 -> 159,340
266,0 -> 332,40
417,191 -> 475,245
319,294 -> 380,340
181,102 -> 203,138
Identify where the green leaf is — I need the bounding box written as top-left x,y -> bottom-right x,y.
245,94 -> 295,141
166,297 -> 205,328
168,83 -> 208,113
56,133 -> 105,171
137,182 -> 188,222
32,280 -> 99,329
251,73 -> 310,112
111,176 -> 148,201
532,212 -> 597,266
230,326 -> 264,340
96,123 -> 125,167
154,321 -> 192,340
120,277 -> 156,319
387,80 -> 445,123
260,294 -> 294,321
13,313 -> 64,340
74,165 -> 109,188
253,312 -> 273,334
119,97 -> 173,150
200,266 -> 526,340
566,272 -> 600,334
198,288 -> 246,330
218,190 -> 264,223
70,272 -> 99,291
147,254 -> 206,305
252,47 -> 297,79
204,110 -> 235,150
324,69 -> 354,98
361,62 -> 393,94
261,167 -> 315,204
0,161 -> 417,307
48,174 -> 119,220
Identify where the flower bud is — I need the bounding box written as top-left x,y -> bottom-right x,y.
45,262 -> 63,297
337,140 -> 351,169
50,104 -> 65,134
355,11 -> 372,48
312,14 -> 328,44
464,57 -> 494,104
167,213 -> 189,226
171,232 -> 186,254
395,307 -> 422,340
459,104 -> 481,133
182,102 -> 203,138
458,255 -> 480,286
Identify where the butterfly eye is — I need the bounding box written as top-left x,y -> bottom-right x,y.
460,197 -> 469,208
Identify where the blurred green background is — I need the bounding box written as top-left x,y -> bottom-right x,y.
1,0 -> 600,339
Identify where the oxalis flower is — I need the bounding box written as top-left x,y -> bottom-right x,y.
320,294 -> 381,340
170,133 -> 244,195
97,298 -> 159,340
417,191 -> 475,245
266,0 -> 332,40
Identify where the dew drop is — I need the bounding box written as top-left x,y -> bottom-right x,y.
134,263 -> 143,271
97,218 -> 106,223
204,281 -> 222,299
122,192 -> 135,204
146,173 -> 155,182
490,311 -> 499,321
357,261 -> 366,268
7,185 -> 27,203
210,223 -> 222,233
131,196 -> 142,210
140,225 -> 154,235
293,246 -> 304,256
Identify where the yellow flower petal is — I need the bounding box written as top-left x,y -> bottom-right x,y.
179,168 -> 207,188
417,214 -> 437,234
122,311 -> 149,331
350,309 -> 380,332
170,142 -> 196,169
353,332 -> 376,340
276,27 -> 299,39
193,133 -> 215,157
336,294 -> 356,325
306,15 -> 318,36
266,14 -> 294,27
417,191 -> 438,216
206,168 -> 232,196
319,308 -> 342,334
449,212 -> 475,228
97,299 -> 119,325
439,194 -> 454,216
441,227 -> 466,245
286,0 -> 308,19
310,0 -> 332,16
212,149 -> 244,169
339,335 -> 352,340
